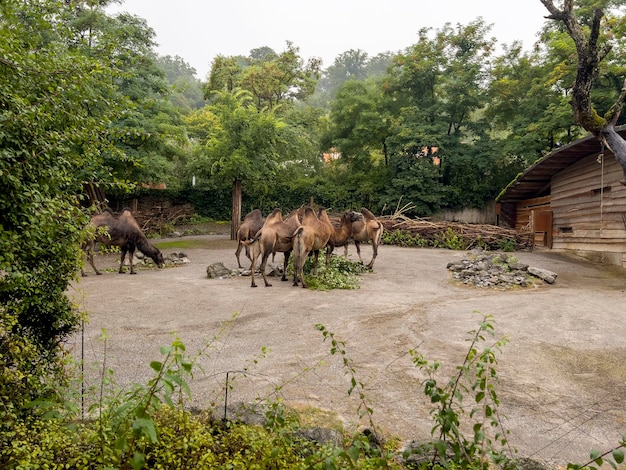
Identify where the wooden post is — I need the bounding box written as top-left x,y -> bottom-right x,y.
231,179 -> 242,240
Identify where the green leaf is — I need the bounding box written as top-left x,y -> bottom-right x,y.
133,417 -> 158,443
150,361 -> 162,372
613,449 -> 624,464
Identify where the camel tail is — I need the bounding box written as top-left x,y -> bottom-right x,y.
293,227 -> 304,249
241,229 -> 263,246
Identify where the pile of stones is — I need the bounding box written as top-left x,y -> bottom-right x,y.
446,249 -> 557,289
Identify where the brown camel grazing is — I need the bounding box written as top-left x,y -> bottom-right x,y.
235,208 -> 265,268
82,208 -> 164,276
325,210 -> 363,266
344,207 -> 383,269
292,206 -> 334,288
248,208 -> 301,288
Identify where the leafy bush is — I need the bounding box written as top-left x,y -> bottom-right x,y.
433,228 -> 470,250
382,230 -> 429,247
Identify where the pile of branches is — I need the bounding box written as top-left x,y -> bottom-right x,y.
379,214 -> 532,251
133,206 -> 194,234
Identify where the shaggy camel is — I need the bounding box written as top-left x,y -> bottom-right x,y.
248,208 -> 301,288
82,208 -> 164,276
344,207 -> 383,269
235,208 -> 265,268
292,206 -> 334,288
325,210 -> 363,266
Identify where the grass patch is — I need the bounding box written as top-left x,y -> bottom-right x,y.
154,238 -> 235,251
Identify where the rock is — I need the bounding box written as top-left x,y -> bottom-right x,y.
296,427 -> 343,447
528,266 -> 558,284
508,261 -> 529,271
447,251 -> 557,289
206,262 -> 233,279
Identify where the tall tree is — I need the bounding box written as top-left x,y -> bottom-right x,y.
540,0 -> 626,183
380,19 -> 499,212
156,54 -> 205,111
187,90 -> 286,237
204,42 -> 322,110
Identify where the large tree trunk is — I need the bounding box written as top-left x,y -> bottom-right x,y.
541,0 -> 626,183
231,178 -> 242,241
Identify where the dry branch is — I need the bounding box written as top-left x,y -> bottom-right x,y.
379,215 -> 531,251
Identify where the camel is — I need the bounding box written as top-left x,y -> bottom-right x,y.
248,208 -> 301,288
344,207 -> 383,269
324,210 -> 363,266
82,208 -> 165,276
291,206 -> 334,288
235,208 -> 265,268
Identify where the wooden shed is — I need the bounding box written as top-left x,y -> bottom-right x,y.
497,125 -> 626,268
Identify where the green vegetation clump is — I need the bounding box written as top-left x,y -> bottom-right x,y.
287,254 -> 369,290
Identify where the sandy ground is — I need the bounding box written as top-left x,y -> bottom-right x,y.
68,233 -> 626,468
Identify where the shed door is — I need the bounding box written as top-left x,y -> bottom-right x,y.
532,210 -> 553,248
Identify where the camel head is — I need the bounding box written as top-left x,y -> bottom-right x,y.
152,250 -> 165,269
345,210 -> 363,223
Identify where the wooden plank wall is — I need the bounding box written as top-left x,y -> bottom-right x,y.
514,195 -> 551,232
550,152 -> 626,260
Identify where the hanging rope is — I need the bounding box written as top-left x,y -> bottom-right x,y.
598,143 -> 605,237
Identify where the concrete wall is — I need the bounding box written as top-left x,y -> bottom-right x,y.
433,200 -> 497,224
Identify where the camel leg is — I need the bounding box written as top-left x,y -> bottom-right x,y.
282,251 -> 290,281
312,250 -> 320,275
121,243 -> 137,274
367,242 -> 378,269
118,246 -> 127,274
84,242 -> 101,276
292,254 -> 300,286
87,252 -> 101,276
260,253 -> 272,287
325,246 -> 331,267
250,243 -> 260,287
292,248 -> 305,287
235,241 -> 244,268
300,255 -> 308,288
354,241 -> 364,263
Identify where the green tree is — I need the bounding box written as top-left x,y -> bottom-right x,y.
204,42 -> 322,110
65,3 -> 192,194
314,49 -> 393,109
156,54 -> 205,111
187,90 -> 286,237
0,0 -> 129,421
380,19 -> 501,213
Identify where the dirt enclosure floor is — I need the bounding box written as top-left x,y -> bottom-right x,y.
68,231 -> 626,468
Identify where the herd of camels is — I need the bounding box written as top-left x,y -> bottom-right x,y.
236,206 -> 384,288
81,206 -> 383,289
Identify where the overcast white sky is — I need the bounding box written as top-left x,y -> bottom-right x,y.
108,0 -> 551,79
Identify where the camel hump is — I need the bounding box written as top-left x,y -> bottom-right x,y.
244,208 -> 263,221
360,207 -> 377,220
302,206 -> 318,222
265,208 -> 283,225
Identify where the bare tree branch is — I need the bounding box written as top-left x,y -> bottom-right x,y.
540,0 -> 626,184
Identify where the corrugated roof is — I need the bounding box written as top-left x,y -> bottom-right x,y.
497,125 -> 626,203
